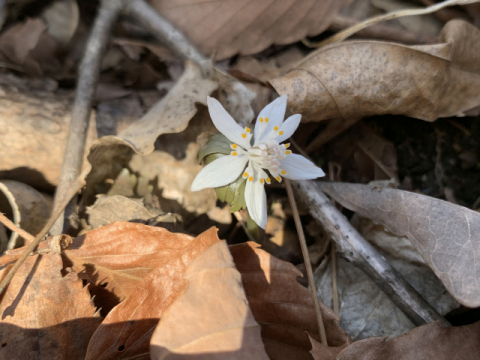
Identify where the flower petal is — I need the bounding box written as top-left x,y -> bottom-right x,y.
275,114 -> 301,143
191,154 -> 248,191
279,154 -> 325,180
254,95 -> 287,144
207,96 -> 251,149
245,166 -> 267,229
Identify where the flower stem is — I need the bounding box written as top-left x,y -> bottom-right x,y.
284,179 -> 328,346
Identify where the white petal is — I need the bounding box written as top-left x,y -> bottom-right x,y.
279,154 -> 325,180
254,95 -> 287,144
245,167 -> 267,229
207,97 -> 251,149
275,114 -> 301,143
191,155 -> 248,191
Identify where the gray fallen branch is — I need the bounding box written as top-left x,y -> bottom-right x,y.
293,180 -> 450,327
51,0 -> 124,235
123,0 -> 211,75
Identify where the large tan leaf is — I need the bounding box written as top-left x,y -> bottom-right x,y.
0,252 -> 100,359
271,20 -> 480,122
319,182 -> 480,308
150,0 -> 353,60
84,227 -> 221,360
63,221 -> 194,313
150,240 -> 269,359
230,242 -> 351,360
336,321 -> 480,360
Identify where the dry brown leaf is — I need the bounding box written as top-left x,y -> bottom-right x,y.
150,0 -> 353,60
0,252 -> 100,359
230,242 -> 351,360
150,240 -> 269,359
84,226 -> 221,360
336,321 -> 480,360
319,182 -> 480,307
271,20 -> 480,122
63,221 -> 194,313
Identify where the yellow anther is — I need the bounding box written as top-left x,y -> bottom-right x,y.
281,170 -> 286,175
246,127 -> 251,133
259,117 -> 264,123
286,150 -> 292,155
285,143 -> 290,148
232,151 -> 237,156
231,144 -> 237,149
266,177 -> 271,184
242,133 -> 247,138
260,179 -> 264,184
279,131 -> 284,135
274,126 -> 279,131
243,172 -> 248,178
248,176 -> 253,182
275,176 -> 281,182
265,117 -> 269,123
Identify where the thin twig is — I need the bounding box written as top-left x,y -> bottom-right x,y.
284,179 -> 328,346
0,168 -> 89,295
0,213 -> 35,244
305,0 -> 480,48
293,180 -> 450,327
331,244 -> 339,317
50,0 -> 124,235
123,0 -> 211,75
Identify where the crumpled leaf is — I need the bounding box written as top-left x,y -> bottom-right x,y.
271,20 -> 480,122
84,226 -> 221,360
336,321 -> 480,360
150,240 -> 269,359
319,181 -> 480,307
0,252 -> 101,360
150,0 -> 353,60
198,133 -> 247,212
230,242 -> 352,360
63,222 -> 194,313
315,216 -> 458,340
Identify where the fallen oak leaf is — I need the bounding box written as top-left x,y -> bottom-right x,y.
271,20 -> 480,123
336,320 -> 480,360
0,252 -> 100,360
230,242 -> 351,360
84,226 -> 221,360
150,240 -> 269,359
319,181 -> 480,308
63,221 -> 194,313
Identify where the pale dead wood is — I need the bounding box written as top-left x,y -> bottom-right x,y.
293,180 -> 450,327
284,179 -> 328,346
51,0 -> 124,235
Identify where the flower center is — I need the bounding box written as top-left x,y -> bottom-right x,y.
247,141 -> 289,174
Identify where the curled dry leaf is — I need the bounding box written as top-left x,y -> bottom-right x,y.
319,182 -> 480,307
0,252 -> 100,360
84,226 -> 221,360
63,221 -> 193,313
150,240 -> 269,359
336,321 -> 480,360
150,0 -> 353,60
230,242 -> 351,360
271,20 -> 480,122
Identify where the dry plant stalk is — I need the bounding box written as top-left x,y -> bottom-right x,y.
284,179 -> 328,346
329,162 -> 341,317
0,168 -> 89,295
0,213 -> 35,244
305,0 -> 480,48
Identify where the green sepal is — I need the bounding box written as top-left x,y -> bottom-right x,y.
200,133 -> 247,212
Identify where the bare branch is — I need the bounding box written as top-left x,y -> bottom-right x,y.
293,180 -> 450,327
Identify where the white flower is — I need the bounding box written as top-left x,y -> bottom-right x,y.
191,95 -> 325,229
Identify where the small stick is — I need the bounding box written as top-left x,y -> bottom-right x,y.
51,0 -> 124,235
0,214 -> 35,244
123,0 -> 210,75
331,244 -> 339,317
293,179 -> 450,327
284,179 -> 328,346
305,0 -> 480,49
0,169 -> 89,295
